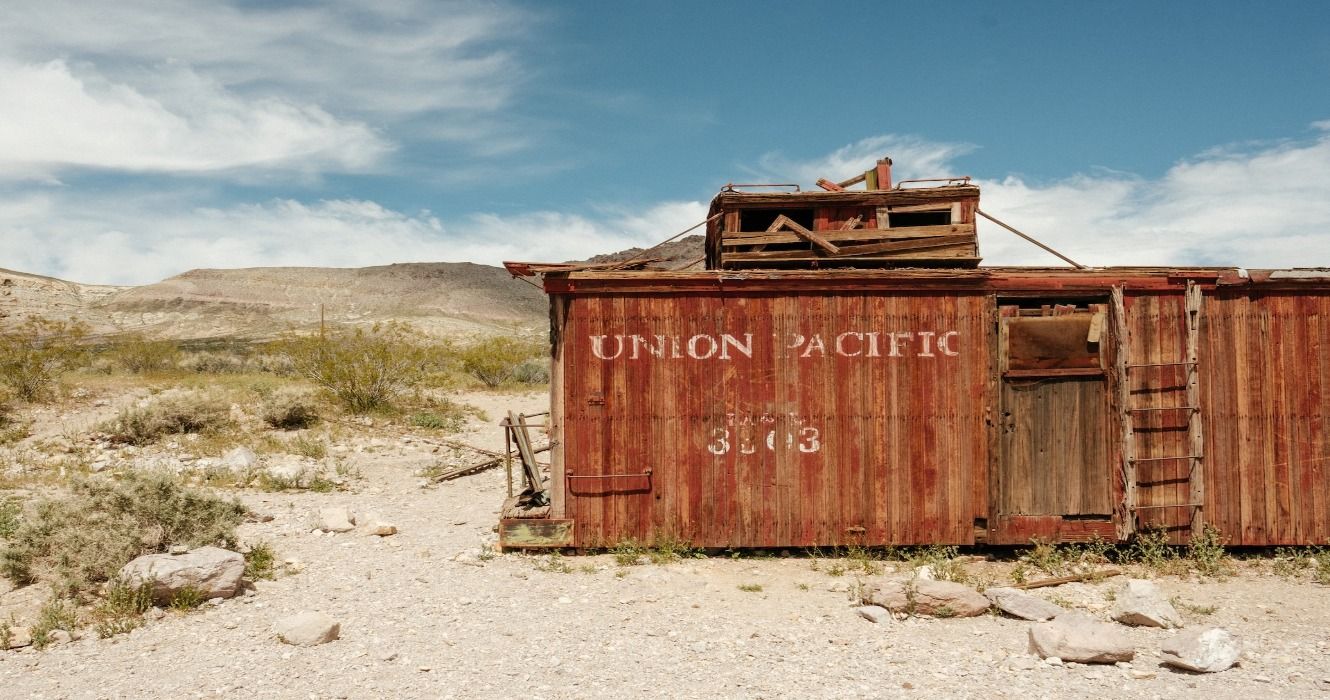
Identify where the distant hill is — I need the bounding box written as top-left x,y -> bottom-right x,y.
0,262 -> 547,341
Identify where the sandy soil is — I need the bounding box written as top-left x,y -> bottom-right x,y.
3,389 -> 1330,699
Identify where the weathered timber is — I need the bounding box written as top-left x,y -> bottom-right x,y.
1012,569 -> 1124,590
723,224 -> 975,246
766,215 -> 841,254
432,444 -> 551,482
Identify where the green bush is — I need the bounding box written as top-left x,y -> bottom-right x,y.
0,316 -> 90,401
91,577 -> 154,638
101,390 -> 233,445
457,335 -> 546,388
106,333 -> 180,374
0,472 -> 246,595
260,388 -> 320,430
272,322 -> 445,413
31,597 -> 80,649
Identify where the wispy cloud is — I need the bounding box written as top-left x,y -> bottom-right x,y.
0,1 -> 530,179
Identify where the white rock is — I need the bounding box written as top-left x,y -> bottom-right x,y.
361,512 -> 397,536
864,579 -> 990,617
1160,627 -> 1242,673
985,587 -> 1066,621
273,611 -> 340,647
855,605 -> 892,624
1111,579 -> 1183,629
221,447 -> 258,470
119,546 -> 245,604
312,507 -> 356,533
4,626 -> 32,649
266,459 -> 306,481
46,630 -> 72,646
1029,612 -> 1135,664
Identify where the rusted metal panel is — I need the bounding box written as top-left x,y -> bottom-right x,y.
555,289 -> 990,548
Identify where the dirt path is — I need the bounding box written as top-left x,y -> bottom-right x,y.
4,390 -> 1330,698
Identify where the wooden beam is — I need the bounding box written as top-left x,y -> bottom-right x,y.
840,215 -> 864,230
767,214 -> 840,255
829,234 -> 975,258
815,178 -> 844,192
1185,280 -> 1205,541
836,172 -> 867,188
723,224 -> 976,246
1111,286 -> 1135,540
725,244 -> 977,261
1012,569 -> 1123,590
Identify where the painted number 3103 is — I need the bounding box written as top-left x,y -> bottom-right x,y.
706,426 -> 821,455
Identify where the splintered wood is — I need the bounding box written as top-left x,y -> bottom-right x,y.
709,185 -> 981,270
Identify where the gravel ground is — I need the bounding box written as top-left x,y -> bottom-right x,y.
5,390 -> 1330,699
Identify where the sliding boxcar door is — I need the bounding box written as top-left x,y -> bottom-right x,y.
992,304 -> 1115,543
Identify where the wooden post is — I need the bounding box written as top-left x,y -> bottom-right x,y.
1111,286 -> 1136,539
875,157 -> 893,189
1185,281 -> 1205,540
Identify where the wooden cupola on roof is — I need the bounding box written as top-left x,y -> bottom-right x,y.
704,156 -> 981,270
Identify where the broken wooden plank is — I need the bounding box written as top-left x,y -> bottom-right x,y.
1011,568 -> 1123,590
839,215 -> 864,230
722,224 -> 976,246
431,444 -> 552,482
829,234 -> 976,258
499,518 -> 574,549
815,178 -> 844,192
767,214 -> 841,254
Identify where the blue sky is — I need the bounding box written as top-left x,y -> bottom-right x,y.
2,1 -> 1329,284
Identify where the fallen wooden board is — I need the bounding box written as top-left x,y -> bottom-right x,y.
499,518 -> 574,549
431,444 -> 551,482
1011,568 -> 1123,590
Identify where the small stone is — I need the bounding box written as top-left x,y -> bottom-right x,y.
273,611 -> 340,647
985,587 -> 1066,621
1160,627 -> 1242,673
1111,579 -> 1183,629
169,544 -> 189,555
221,447 -> 258,470
855,605 -> 892,624
47,630 -> 72,646
1044,656 -> 1063,666
312,507 -> 356,533
1130,670 -> 1156,680
4,626 -> 32,649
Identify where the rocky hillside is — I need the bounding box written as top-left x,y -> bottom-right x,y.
0,263 -> 547,341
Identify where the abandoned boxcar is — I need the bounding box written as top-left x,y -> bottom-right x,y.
499,160 -> 1330,550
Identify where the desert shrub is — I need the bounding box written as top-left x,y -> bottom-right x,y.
91,577 -> 154,638
457,335 -> 547,388
30,597 -> 80,649
178,351 -> 247,375
0,316 -> 90,401
0,471 -> 246,594
260,389 -> 320,430
511,358 -> 551,385
106,333 -> 180,374
272,322 -> 445,413
0,497 -> 20,539
407,397 -> 478,432
102,390 -> 232,445
244,541 -> 277,581
1187,524 -> 1233,578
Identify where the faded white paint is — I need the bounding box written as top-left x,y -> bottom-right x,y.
591,330 -> 960,360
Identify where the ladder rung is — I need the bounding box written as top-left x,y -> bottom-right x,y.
1127,406 -> 1199,413
1131,503 -> 1203,510
1130,454 -> 1202,463
1126,361 -> 1197,369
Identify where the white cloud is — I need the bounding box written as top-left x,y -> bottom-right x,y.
0,1 -> 528,179
757,129 -> 1330,269
0,60 -> 388,178
0,189 -> 708,285
754,134 -> 978,186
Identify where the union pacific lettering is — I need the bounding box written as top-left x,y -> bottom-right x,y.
589,331 -> 959,360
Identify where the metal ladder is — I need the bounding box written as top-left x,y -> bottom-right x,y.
1112,281 -> 1205,540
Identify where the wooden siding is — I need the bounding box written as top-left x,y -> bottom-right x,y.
556,292 -> 990,548
1202,290 -> 1330,545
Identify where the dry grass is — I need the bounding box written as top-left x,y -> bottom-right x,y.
100,390 -> 233,446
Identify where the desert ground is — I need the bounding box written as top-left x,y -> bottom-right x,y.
2,382 -> 1330,699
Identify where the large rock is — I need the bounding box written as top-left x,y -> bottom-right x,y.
1028,612 -> 1135,664
985,587 -> 1065,621
864,579 -> 990,617
855,605 -> 892,624
312,507 -> 355,533
119,546 -> 244,604
274,611 -> 340,646
3,626 -> 32,649
1111,579 -> 1183,628
1161,627 -> 1241,673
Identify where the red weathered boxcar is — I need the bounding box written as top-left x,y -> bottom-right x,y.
499,176 -> 1330,549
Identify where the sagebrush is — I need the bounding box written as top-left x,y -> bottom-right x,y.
101,390 -> 233,445
457,335 -> 547,388
273,322 -> 445,413
0,472 -> 246,595
105,333 -> 181,374
0,316 -> 90,401
260,388 -> 320,430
